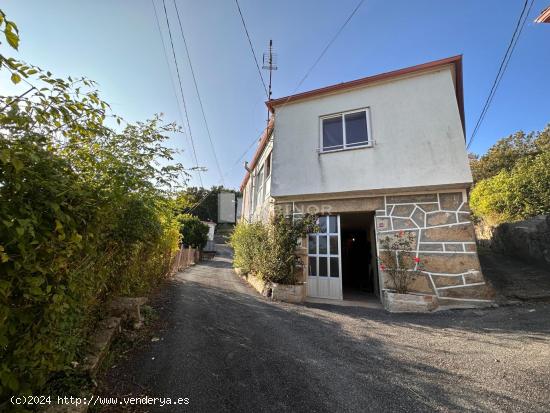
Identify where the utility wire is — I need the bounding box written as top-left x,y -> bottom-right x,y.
173,0 -> 225,186
161,0 -> 203,187
285,0 -> 366,100
234,0 -> 269,97
467,0 -> 534,149
151,0 -> 195,159
181,0 -> 366,214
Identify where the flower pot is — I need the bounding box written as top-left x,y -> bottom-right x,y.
383,290 -> 439,313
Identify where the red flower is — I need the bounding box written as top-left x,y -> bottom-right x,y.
380,264 -> 386,270
414,257 -> 420,263
399,230 -> 404,237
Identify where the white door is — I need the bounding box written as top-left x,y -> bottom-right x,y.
307,215 -> 342,300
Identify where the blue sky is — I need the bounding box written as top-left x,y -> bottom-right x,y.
2,0 -> 549,189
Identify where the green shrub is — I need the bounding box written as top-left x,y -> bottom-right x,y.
230,214 -> 316,284
0,12 -> 186,401
177,214 -> 209,249
470,151 -> 550,225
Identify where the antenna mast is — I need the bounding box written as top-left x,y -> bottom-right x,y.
262,39 -> 277,127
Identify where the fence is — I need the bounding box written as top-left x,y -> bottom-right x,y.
168,246 -> 200,275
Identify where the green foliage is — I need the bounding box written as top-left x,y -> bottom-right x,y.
378,232 -> 424,294
174,186 -> 240,223
469,124 -> 550,226
177,214 -> 209,249
0,8 -> 187,403
470,151 -> 550,225
230,214 -> 317,285
469,127 -> 550,183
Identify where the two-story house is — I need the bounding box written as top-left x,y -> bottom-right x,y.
240,56 -> 493,306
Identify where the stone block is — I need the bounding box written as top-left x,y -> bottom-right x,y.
417,203 -> 439,212
444,243 -> 464,252
271,283 -> 305,303
411,207 -> 425,228
419,243 -> 444,252
406,273 -> 434,294
383,291 -> 439,313
458,212 -> 471,223
376,217 -> 391,231
464,270 -> 484,284
392,204 -> 415,217
439,192 -> 463,210
426,212 -> 457,226
438,284 -> 495,300
432,275 -> 464,288
464,243 -> 477,252
421,223 -> 476,242
387,194 -> 438,204
418,253 -> 481,273
392,217 -> 417,230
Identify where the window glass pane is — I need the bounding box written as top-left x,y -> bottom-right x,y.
318,216 -> 327,233
330,257 -> 339,277
322,116 -> 343,150
328,216 -> 338,233
319,257 -> 328,277
318,236 -> 327,254
345,111 -> 368,146
329,236 -> 338,255
308,257 -> 317,276
308,235 -> 316,254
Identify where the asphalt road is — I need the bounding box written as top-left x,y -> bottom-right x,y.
99,244 -> 550,413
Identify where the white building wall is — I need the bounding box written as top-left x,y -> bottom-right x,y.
271,67 -> 472,198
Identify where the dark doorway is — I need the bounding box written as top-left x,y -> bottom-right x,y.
340,212 -> 379,300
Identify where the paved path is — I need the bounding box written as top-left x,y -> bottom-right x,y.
100,244 -> 550,413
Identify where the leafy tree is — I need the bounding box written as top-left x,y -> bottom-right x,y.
469,126 -> 550,183
177,214 -> 209,249
470,151 -> 550,225
174,186 -> 240,222
0,8 -> 187,402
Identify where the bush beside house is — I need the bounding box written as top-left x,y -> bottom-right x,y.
177,214 -> 209,249
230,214 -> 316,286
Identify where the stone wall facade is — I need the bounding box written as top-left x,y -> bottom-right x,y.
375,192 -> 493,302
276,190 -> 494,304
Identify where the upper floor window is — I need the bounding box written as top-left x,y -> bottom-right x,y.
320,108 -> 371,152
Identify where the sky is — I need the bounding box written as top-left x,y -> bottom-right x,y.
1,0 -> 549,190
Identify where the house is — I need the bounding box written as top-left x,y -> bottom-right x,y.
240,56 -> 493,306
535,5 -> 550,23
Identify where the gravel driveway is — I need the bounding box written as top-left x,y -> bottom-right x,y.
98,244 -> 550,413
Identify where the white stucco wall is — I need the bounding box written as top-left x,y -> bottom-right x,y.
270,66 -> 472,198
241,138 -> 273,222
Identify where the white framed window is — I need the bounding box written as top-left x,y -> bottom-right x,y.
255,166 -> 264,208
320,108 -> 372,153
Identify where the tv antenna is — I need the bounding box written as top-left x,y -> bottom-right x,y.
262,40 -> 277,127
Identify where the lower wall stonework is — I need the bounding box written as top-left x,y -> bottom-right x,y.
375,191 -> 494,302
277,190 -> 495,306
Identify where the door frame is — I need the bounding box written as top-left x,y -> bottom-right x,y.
306,215 -> 343,300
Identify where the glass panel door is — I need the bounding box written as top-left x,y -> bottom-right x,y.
307,215 -> 342,299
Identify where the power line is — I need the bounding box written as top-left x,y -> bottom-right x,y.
467,0 -> 535,149
151,0 -> 194,159
173,0 -> 225,186
286,0 -> 366,100
234,0 -> 269,97
161,0 -> 203,187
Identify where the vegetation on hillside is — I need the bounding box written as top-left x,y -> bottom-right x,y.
0,9 -> 191,402
469,125 -> 550,225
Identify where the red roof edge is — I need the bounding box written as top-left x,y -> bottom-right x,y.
240,56 -> 466,192
240,118 -> 274,191
535,6 -> 550,23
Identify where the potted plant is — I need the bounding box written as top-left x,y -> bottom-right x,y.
378,231 -> 437,312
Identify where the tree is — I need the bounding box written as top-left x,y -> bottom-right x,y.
469,126 -> 550,183
174,186 -> 240,223
177,214 -> 209,249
